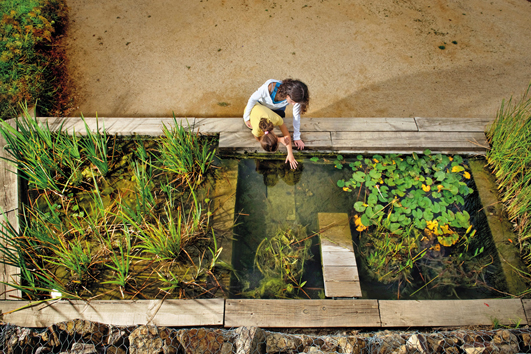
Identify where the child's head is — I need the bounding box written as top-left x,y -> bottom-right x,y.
258,118 -> 278,152
278,79 -> 310,114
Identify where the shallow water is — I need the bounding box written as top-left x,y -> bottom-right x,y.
229,155 -> 501,300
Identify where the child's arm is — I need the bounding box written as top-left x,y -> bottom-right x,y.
278,124 -> 298,169
292,103 -> 305,150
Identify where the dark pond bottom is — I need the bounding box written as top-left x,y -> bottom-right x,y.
228,156 -> 503,300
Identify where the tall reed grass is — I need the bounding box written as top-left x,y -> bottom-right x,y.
0,109 -> 221,300
486,84 -> 531,261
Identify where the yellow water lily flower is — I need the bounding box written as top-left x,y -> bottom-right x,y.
426,220 -> 438,231
343,187 -> 350,191
354,214 -> 368,232
422,184 -> 431,192
440,224 -> 452,235
437,185 -> 444,192
463,171 -> 471,179
431,244 -> 441,252
449,156 -> 453,161
373,158 -> 379,163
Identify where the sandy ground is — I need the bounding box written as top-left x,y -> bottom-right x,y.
64,0 -> 531,119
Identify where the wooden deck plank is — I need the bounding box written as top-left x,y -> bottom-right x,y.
523,299 -> 531,324
194,118 -> 245,132
0,299 -> 224,327
323,266 -> 360,282
0,119 -> 19,213
0,211 -> 20,300
42,117 -> 196,135
218,131 -> 332,151
286,118 -> 418,132
225,299 -> 380,327
380,299 -> 526,327
321,251 -> 357,267
331,131 -> 488,151
318,213 -> 361,298
415,117 -> 494,132
324,281 -> 362,298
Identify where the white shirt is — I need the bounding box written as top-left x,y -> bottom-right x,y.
243,79 -> 302,141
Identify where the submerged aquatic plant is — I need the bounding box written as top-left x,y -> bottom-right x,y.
242,225 -> 312,299
79,115 -> 110,177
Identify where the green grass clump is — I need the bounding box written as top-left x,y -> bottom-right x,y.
0,0 -> 68,119
486,84 -> 531,262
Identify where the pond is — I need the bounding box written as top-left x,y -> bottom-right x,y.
0,113 -> 512,302
227,153 -> 505,300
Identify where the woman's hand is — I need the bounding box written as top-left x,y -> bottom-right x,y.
245,120 -> 252,128
294,139 -> 305,150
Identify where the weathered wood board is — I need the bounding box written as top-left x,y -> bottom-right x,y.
292,117 -> 418,132
380,299 -> 527,327
211,159 -> 238,295
218,131 -> 332,151
415,117 -> 494,132
225,299 -> 380,327
0,299 -> 225,327
331,132 -> 489,152
41,117 -> 196,135
522,299 -> 531,324
0,211 -> 20,300
194,118 -> 245,133
318,213 -> 361,298
0,119 -> 18,213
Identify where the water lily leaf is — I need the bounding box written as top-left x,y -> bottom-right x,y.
455,195 -> 465,206
310,157 -> 319,162
386,178 -> 396,186
368,193 -> 378,207
354,201 -> 366,212
335,163 -> 343,170
438,215 -> 448,225
459,185 -> 472,195
453,155 -> 463,164
352,171 -> 365,182
432,202 -> 441,214
337,155 -> 344,160
447,210 -> 455,221
389,223 -> 401,232
366,180 -> 376,188
364,158 -> 372,165
374,204 -> 384,214
424,149 -> 431,155
423,209 -> 434,221
414,218 -> 427,229
337,180 -> 345,188
426,177 -> 434,186
360,214 -> 371,227
365,206 -> 375,218
369,169 -> 381,179
401,217 -> 411,226
434,171 -> 446,181
357,155 -> 363,160
432,192 -> 441,199
390,213 -> 398,222
446,183 -> 459,195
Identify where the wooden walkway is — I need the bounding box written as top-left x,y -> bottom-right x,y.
38,116 -> 492,154
1,298 -> 529,328
318,213 -> 362,298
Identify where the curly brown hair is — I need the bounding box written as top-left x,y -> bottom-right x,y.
258,118 -> 278,152
277,79 -> 310,114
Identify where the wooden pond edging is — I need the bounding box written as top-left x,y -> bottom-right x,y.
3,116 -> 524,330
0,298 -> 529,328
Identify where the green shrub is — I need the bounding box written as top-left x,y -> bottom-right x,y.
486,84 -> 531,262
0,0 -> 68,119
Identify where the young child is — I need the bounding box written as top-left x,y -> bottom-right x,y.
249,104 -> 298,169
243,79 -> 310,150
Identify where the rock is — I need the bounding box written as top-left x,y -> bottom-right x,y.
371,333 -> 406,354
406,334 -> 428,353
336,336 -> 366,354
233,327 -> 265,354
129,325 -> 181,354
518,330 -> 531,351
490,344 -> 520,353
48,319 -> 109,348
71,343 -> 97,354
462,343 -> 488,354
444,347 -> 460,354
266,333 -> 303,353
34,347 -> 52,354
491,329 -> 517,345
5,327 -> 41,354
179,328 -> 230,354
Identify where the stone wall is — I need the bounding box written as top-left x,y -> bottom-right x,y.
1,319 -> 531,353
